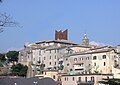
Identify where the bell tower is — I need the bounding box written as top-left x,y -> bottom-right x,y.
82,33 -> 89,46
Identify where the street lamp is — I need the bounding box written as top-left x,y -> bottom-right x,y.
33,81 -> 38,85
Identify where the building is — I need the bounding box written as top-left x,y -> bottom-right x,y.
61,74 -> 113,85
62,46 -> 120,75
18,29 -> 120,85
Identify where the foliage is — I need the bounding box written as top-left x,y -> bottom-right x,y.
0,53 -> 6,62
11,63 -> 28,77
6,51 -> 19,62
99,79 -> 120,85
58,65 -> 64,70
0,62 -> 3,67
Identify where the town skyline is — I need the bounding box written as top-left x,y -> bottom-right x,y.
0,0 -> 120,52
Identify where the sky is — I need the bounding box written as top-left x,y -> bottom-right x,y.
0,0 -> 120,52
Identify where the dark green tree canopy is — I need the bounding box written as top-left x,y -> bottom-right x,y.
11,63 -> 28,77
0,53 -> 6,62
6,51 -> 19,62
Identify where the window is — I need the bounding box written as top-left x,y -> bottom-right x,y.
39,50 -> 41,55
73,77 -> 74,81
65,77 -> 66,81
44,57 -> 45,60
86,57 -> 89,60
57,50 -> 59,53
93,56 -> 97,60
55,50 -> 56,53
67,63 -> 69,66
49,62 -> 51,65
91,77 -> 94,82
85,77 -> 87,82
107,76 -> 109,79
55,62 -> 56,65
78,77 -> 81,82
50,56 -> 51,59
50,50 -> 51,53
70,69 -> 73,71
55,55 -> 56,59
94,63 -> 96,66
74,58 -> 77,61
104,62 -> 106,66
103,55 -> 106,59
67,77 -> 68,81
45,72 -> 46,75
79,58 -> 81,60
53,75 -> 55,79
66,58 -> 68,61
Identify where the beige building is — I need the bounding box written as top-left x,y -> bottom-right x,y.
63,46 -> 120,75
61,74 -> 113,85
35,70 -> 58,81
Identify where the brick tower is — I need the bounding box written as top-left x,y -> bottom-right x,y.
55,29 -> 68,40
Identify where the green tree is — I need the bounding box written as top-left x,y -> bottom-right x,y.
99,79 -> 120,85
0,53 -> 6,62
6,51 -> 19,62
11,63 -> 28,77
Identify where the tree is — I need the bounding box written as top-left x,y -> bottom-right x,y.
11,63 -> 28,77
0,53 -> 6,62
99,78 -> 120,85
0,13 -> 18,33
6,51 -> 19,62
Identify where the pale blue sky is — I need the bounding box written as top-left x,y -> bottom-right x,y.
0,0 -> 120,52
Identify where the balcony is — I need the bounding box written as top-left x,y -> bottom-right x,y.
76,81 -> 94,85
74,64 -> 84,70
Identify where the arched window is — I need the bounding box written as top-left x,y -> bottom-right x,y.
103,55 -> 106,59
74,58 -> 77,61
91,77 -> 94,82
78,77 -> 81,82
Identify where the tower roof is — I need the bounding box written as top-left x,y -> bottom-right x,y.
82,33 -> 89,46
